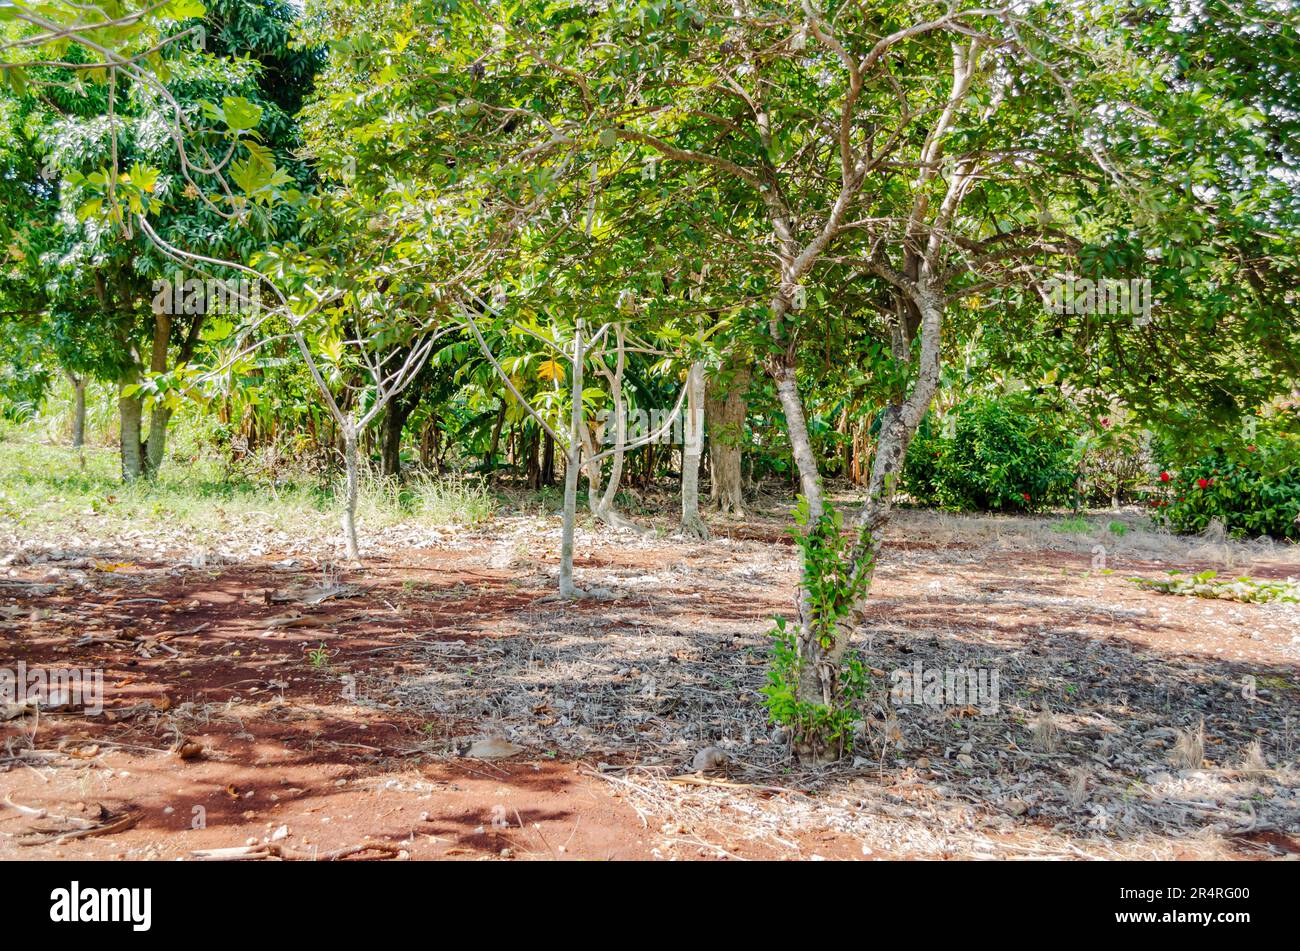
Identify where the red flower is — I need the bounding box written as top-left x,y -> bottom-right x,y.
1159,471 -> 1171,482
1022,492 -> 1031,501
1196,478 -> 1209,489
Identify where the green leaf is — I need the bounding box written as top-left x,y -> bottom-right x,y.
221,97 -> 264,133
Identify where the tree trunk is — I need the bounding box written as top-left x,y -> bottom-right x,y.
851,418 -> 872,485
342,426 -> 361,560
118,385 -> 146,482
787,286 -> 946,764
706,362 -> 749,515
542,431 -> 556,486
680,362 -> 708,538
837,406 -> 851,479
139,309 -> 173,477
69,375 -> 87,449
144,406 -> 173,475
420,418 -> 442,473
769,355 -> 838,762
380,398 -> 417,478
525,425 -> 541,489
581,324 -> 646,533
559,322 -> 584,598
772,361 -> 825,518
486,401 -> 506,478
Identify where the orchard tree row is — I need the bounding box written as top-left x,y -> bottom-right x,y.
2,0 -> 1297,760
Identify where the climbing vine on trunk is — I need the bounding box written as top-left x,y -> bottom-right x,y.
762,499 -> 874,761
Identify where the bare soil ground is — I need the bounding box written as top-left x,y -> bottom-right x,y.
2,495 -> 1297,860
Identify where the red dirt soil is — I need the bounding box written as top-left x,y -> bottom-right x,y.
2,522 -> 1297,861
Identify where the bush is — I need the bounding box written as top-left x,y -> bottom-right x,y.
1074,422 -> 1150,505
1147,425 -> 1300,539
904,394 -> 1076,512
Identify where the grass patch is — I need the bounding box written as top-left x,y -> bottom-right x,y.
1052,516 -> 1091,534
1049,516 -> 1131,538
0,427 -> 496,544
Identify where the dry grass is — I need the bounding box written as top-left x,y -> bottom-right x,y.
874,507 -> 1293,574
1170,719 -> 1206,770
1033,705 -> 1060,753
1239,739 -> 1270,777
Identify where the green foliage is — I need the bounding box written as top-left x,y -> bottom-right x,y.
761,615 -> 869,754
1147,422 -> 1300,539
1052,516 -> 1090,534
1073,419 -> 1150,506
761,499 -> 872,752
0,318 -> 50,419
904,394 -> 1076,512
1133,570 -> 1300,605
788,498 -> 871,649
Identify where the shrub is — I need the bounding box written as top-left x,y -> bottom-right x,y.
904,394 -> 1076,512
1145,409 -> 1300,539
1074,422 -> 1151,505
1133,570 -> 1300,603
1147,442 -> 1300,540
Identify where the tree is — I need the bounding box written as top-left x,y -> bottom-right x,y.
440,0 -> 1300,760
0,0 -> 316,479
705,355 -> 751,515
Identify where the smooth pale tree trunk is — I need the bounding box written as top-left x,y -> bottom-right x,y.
581,414 -> 642,532
581,325 -> 646,533
772,363 -> 825,518
558,322 -> 584,598
145,406 -> 173,475
118,385 -> 147,482
69,374 -> 87,449
342,426 -> 361,561
680,362 -> 708,539
706,362 -> 749,515
780,286 -> 946,764
770,358 -> 832,761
